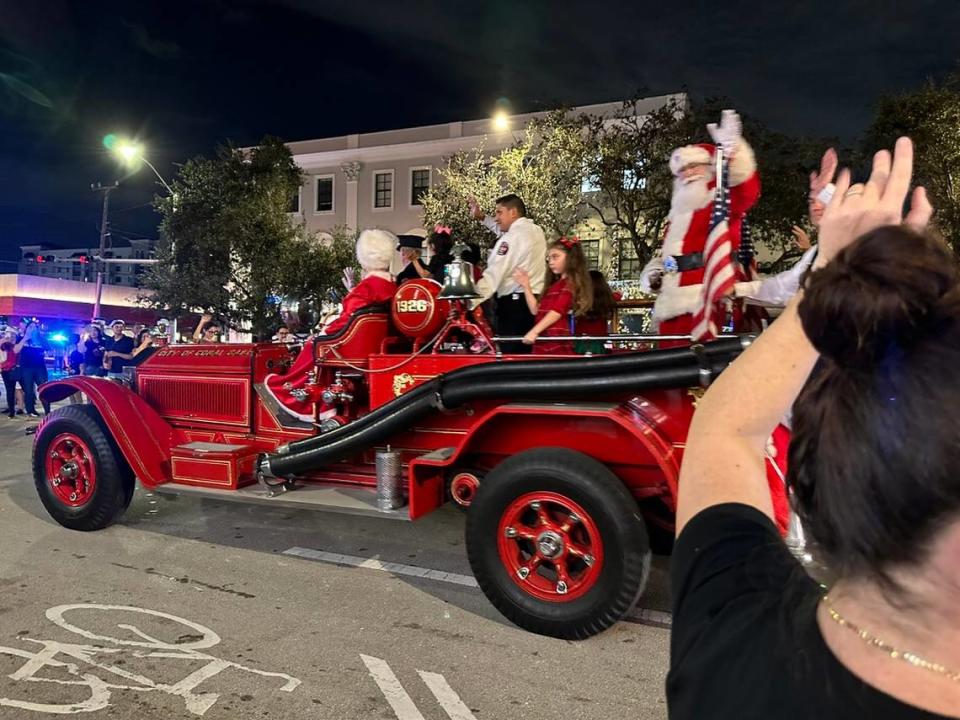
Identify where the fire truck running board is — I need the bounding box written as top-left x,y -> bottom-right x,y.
153,483 -> 410,521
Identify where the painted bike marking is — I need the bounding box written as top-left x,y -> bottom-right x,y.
0,604 -> 301,715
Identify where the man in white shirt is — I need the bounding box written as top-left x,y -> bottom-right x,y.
468,194 -> 547,353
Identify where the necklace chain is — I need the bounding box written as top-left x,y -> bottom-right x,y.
822,595 -> 960,683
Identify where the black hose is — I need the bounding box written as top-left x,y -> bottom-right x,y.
262,338 -> 748,477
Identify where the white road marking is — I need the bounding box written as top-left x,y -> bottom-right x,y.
283,546 -> 672,628
360,654 -> 426,720
283,547 -> 479,588
418,670 -> 479,720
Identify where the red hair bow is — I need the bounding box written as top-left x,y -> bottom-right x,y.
559,236 -> 581,249
434,223 -> 452,235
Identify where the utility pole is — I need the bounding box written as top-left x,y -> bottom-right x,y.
90,181 -> 118,321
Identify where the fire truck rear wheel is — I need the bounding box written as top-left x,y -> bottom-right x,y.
33,405 -> 134,531
466,447 -> 650,640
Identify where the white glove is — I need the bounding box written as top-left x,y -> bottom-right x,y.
707,110 -> 742,155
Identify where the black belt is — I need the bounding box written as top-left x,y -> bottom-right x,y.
664,251 -> 740,274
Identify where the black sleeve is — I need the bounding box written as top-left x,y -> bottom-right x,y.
670,503 -> 815,669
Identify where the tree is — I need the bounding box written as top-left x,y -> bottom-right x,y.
863,75 -> 960,254
143,136 -> 305,338
420,110 -> 590,248
273,225 -> 357,322
582,97 -> 692,269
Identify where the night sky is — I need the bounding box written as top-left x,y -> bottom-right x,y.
0,0 -> 957,266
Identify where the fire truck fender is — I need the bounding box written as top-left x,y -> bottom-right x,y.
39,378 -> 179,488
408,399 -> 680,518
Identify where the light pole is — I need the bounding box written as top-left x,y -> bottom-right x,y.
90,181 -> 118,321
90,135 -> 172,322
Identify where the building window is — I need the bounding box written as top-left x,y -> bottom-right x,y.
581,238 -> 600,271
315,175 -> 334,213
288,186 -> 302,214
410,167 -> 431,206
618,239 -> 643,279
373,170 -> 393,209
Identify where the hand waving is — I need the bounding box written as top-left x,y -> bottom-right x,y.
706,110 -> 742,154
809,148 -> 838,198
815,137 -> 934,268
791,226 -> 812,251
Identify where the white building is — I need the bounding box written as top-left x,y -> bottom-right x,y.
285,93 -> 686,278
18,238 -> 156,289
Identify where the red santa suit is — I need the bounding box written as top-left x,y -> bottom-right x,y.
263,229 -> 397,423
641,140 -> 760,343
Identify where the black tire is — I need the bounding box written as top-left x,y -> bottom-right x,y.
32,404 -> 134,531
466,447 -> 650,640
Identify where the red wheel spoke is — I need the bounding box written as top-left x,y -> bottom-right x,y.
516,528 -> 538,541
554,559 -> 572,585
566,542 -> 590,560
535,505 -> 553,528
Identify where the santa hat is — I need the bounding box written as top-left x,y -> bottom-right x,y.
669,143 -> 714,177
355,229 -> 396,271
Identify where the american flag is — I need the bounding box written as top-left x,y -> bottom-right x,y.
689,156 -> 736,341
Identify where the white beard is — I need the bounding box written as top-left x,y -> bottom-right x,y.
670,177 -> 713,215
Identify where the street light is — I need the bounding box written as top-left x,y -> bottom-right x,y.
106,136 -> 175,196
492,110 -> 510,132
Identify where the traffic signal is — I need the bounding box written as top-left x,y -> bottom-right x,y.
78,255 -> 89,264
35,255 -> 45,263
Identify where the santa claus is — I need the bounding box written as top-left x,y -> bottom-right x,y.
640,110 -> 760,340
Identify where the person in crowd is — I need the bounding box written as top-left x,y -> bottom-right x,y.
65,332 -> 85,404
574,270 -> 619,354
0,328 -> 24,418
66,333 -> 84,376
82,324 -> 106,376
424,224 -> 456,282
468,193 -> 547,353
513,237 -> 592,355
395,235 -> 426,284
102,319 -> 135,380
18,319 -> 47,417
668,138 -> 958,718
193,314 -> 223,343
321,229 -> 396,336
735,148 -> 838,307
129,327 -> 157,365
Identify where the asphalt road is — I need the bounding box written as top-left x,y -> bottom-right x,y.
0,410 -> 673,720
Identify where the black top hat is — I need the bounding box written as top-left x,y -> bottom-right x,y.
396,234 -> 424,250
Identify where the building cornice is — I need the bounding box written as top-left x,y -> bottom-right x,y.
292,133 -> 518,170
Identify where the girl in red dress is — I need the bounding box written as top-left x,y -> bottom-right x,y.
512,237 -> 592,354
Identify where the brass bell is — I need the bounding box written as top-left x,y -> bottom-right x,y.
438,242 -> 480,299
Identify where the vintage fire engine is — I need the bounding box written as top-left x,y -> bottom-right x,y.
32,256 -> 752,640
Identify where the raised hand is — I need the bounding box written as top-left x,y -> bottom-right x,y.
816,137 -> 933,267
791,226 -> 812,251
467,197 -> 484,221
809,148 -> 838,197
706,110 -> 742,154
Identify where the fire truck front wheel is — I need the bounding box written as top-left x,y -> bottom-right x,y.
466,447 -> 650,640
32,405 -> 133,531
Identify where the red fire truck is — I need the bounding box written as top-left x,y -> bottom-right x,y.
32,277 -> 751,639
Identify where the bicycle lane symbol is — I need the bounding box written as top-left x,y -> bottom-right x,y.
0,604 -> 301,715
